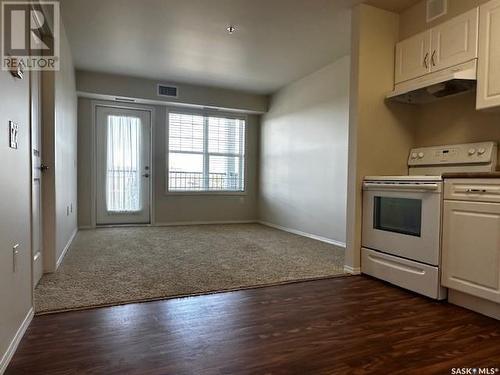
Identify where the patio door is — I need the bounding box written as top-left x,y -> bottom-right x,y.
96,106 -> 151,225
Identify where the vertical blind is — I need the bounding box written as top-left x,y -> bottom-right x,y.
106,115 -> 142,212
168,112 -> 245,192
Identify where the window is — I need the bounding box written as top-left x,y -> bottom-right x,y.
167,112 -> 245,192
374,197 -> 422,237
106,115 -> 142,212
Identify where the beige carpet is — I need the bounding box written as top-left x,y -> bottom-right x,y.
34,224 -> 346,313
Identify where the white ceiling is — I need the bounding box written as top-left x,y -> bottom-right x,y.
61,0 -> 420,94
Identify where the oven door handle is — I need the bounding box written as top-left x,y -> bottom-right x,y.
363,182 -> 440,191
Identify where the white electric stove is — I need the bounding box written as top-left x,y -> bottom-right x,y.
361,142 -> 498,299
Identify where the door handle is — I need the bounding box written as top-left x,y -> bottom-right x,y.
142,173 -> 150,178
363,182 -> 439,191
423,52 -> 429,69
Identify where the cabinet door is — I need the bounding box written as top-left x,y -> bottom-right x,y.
395,30 -> 431,84
477,0 -> 500,110
430,7 -> 479,72
442,200 -> 500,303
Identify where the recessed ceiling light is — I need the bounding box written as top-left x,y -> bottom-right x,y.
226,25 -> 236,34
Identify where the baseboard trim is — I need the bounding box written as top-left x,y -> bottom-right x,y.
343,265 -> 362,275
0,307 -> 34,374
56,228 -> 78,270
81,221 -> 258,229
258,221 -> 346,248
154,220 -> 258,227
449,290 -> 500,320
78,225 -> 94,230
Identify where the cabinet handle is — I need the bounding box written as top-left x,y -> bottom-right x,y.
465,188 -> 487,193
431,50 -> 436,66
423,52 -> 429,69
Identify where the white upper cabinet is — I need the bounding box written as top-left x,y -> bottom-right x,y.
395,8 -> 479,84
395,31 -> 431,84
430,8 -> 479,72
477,0 -> 500,110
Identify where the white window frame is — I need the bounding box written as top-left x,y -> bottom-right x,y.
165,108 -> 248,196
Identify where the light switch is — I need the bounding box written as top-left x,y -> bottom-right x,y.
9,121 -> 18,149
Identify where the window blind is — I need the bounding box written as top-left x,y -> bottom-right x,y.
168,112 -> 245,192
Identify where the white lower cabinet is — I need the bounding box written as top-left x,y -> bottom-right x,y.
442,182 -> 500,303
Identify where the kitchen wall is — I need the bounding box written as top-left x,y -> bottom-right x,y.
77,98 -> 260,227
345,4 -> 416,272
0,69 -> 33,374
400,0 -> 500,162
413,94 -> 500,163
259,56 -> 350,245
42,23 -> 78,271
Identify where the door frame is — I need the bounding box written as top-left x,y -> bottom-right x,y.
30,69 -> 44,288
90,101 -> 155,227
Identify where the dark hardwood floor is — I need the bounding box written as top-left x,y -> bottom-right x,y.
6,276 -> 500,375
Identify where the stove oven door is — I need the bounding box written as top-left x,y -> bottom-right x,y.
362,182 -> 442,266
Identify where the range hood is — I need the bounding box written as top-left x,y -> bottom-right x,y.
386,60 -> 477,104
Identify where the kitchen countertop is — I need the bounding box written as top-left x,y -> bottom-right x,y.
443,172 -> 500,179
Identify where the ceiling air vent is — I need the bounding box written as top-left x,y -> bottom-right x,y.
157,84 -> 178,98
426,0 -> 447,23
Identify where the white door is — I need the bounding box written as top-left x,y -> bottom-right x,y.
31,70 -> 43,287
430,7 -> 479,72
442,200 -> 500,303
395,30 -> 431,84
96,106 -> 151,225
477,0 -> 500,110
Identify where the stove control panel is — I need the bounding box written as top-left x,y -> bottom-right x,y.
408,142 -> 497,166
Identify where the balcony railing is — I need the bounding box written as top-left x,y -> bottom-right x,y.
169,171 -> 242,191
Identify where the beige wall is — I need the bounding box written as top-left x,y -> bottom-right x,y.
76,70 -> 269,114
77,98 -> 92,228
399,0 -> 490,40
414,93 -> 500,161
0,71 -> 33,372
55,25 -> 78,263
77,99 -> 259,227
346,4 -> 416,271
42,23 -> 78,271
259,56 -> 350,244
